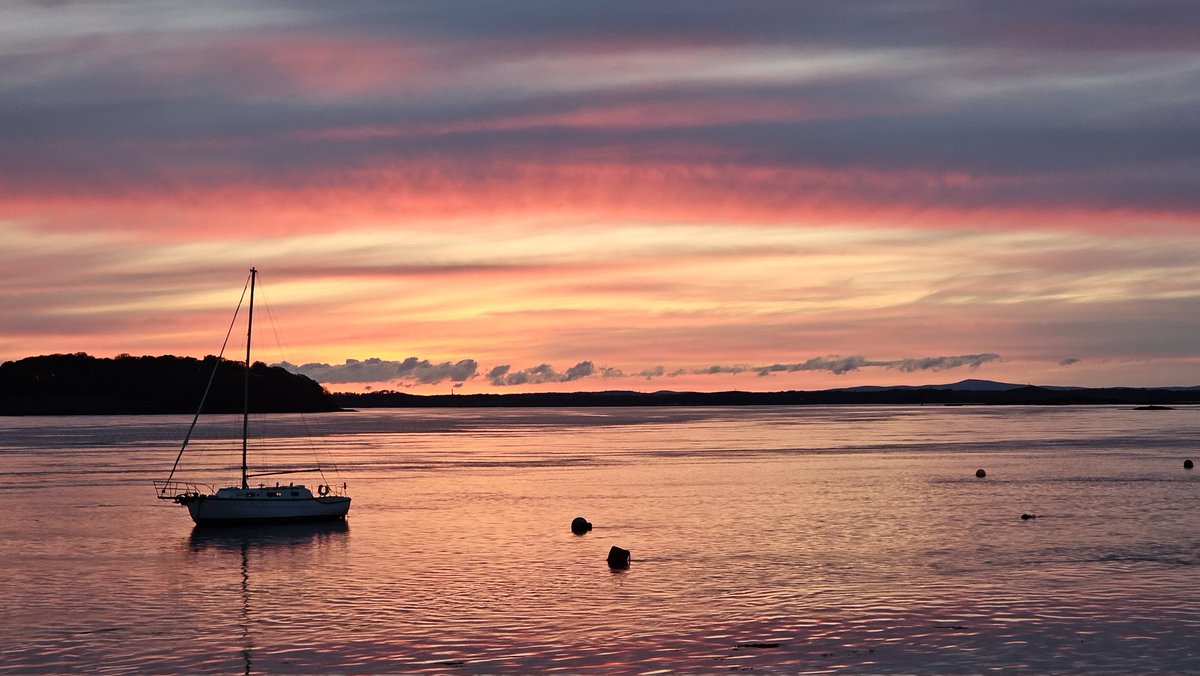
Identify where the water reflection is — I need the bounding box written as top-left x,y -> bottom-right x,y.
181,522 -> 350,675
6,407 -> 1200,672
186,520 -> 350,551
239,541 -> 251,676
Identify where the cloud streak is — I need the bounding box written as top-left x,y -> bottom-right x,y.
667,353 -> 1002,378
294,353 -> 1002,388
280,357 -> 478,386
487,361 -> 597,386
2,2 -> 1198,233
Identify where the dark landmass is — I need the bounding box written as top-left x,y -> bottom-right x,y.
2,355 -> 1197,415
839,377 -> 1036,392
0,353 -> 338,415
336,382 -> 1200,409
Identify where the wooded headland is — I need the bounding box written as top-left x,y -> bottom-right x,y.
2,354 -> 1196,415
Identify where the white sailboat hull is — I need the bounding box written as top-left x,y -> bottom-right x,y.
183,491 -> 350,525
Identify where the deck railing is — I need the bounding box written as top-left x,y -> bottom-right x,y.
154,480 -> 213,500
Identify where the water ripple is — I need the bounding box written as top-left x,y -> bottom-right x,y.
4,407 -> 1200,672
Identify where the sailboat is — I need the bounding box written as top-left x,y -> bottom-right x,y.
155,268 -> 351,525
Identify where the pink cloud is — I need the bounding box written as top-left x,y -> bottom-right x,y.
5,156 -> 1193,246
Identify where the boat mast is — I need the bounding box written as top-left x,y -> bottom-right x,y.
242,267 -> 256,490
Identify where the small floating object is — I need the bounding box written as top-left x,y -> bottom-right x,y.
607,545 -> 631,569
571,516 -> 593,535
1135,405 -> 1173,410
1021,513 -> 1037,520
975,468 -> 987,478
1186,459 -> 1194,470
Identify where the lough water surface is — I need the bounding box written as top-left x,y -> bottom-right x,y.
2,405 -> 1200,673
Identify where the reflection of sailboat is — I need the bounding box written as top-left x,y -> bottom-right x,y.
184,521 -> 350,676
155,268 -> 351,525
239,542 -> 252,676
187,520 -> 351,551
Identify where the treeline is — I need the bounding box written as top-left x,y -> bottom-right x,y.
335,385 -> 1200,409
3,354 -> 1196,415
0,353 -> 338,415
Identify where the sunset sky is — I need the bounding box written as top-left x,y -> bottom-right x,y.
2,1 -> 1198,394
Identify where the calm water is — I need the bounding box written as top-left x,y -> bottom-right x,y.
2,405 -> 1200,673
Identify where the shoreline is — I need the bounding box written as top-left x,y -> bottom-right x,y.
4,385 -> 1198,416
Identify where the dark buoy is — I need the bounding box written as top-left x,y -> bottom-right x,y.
607,545 -> 630,569
571,516 -> 593,535
1021,513 -> 1036,520
1185,459 -> 1194,469
975,468 -> 987,478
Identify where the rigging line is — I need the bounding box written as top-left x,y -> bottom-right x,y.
255,273 -> 343,483
160,272 -> 252,490
249,273 -> 287,474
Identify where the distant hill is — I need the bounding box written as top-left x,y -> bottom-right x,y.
0,353 -> 339,415
836,378 -> 1092,392
837,378 -> 1024,392
335,384 -> 1200,408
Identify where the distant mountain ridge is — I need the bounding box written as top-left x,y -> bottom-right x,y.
837,378 -> 1017,392
3,355 -> 1198,415
837,378 -> 1058,392
336,382 -> 1200,409
839,378 -> 1200,393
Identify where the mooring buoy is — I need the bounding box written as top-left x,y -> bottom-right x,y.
975,468 -> 987,478
571,516 -> 593,535
1185,459 -> 1194,470
607,545 -> 630,569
